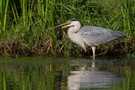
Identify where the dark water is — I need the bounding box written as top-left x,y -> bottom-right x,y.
0,57 -> 135,90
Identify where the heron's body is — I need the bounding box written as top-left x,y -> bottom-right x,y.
56,18 -> 126,59
68,25 -> 125,51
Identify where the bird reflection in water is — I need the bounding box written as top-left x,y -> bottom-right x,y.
67,60 -> 124,90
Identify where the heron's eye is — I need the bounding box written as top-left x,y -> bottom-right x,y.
68,24 -> 74,27
70,25 -> 75,27
72,25 -> 75,27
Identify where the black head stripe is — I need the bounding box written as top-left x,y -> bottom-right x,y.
70,18 -> 78,21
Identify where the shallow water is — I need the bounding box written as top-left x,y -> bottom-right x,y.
0,57 -> 135,90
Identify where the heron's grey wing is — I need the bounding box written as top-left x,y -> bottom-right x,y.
79,26 -> 125,46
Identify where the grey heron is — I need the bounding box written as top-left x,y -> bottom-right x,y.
55,18 -> 126,59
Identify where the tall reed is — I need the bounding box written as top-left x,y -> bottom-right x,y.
121,0 -> 135,36
0,0 -> 9,37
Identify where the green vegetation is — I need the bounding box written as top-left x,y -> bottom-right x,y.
0,0 -> 135,57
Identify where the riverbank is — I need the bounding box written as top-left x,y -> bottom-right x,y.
0,36 -> 134,58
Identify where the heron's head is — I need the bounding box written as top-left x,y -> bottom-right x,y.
55,18 -> 81,29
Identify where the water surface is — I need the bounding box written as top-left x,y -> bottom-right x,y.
0,57 -> 135,90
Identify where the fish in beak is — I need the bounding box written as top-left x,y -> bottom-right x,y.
55,21 -> 70,40
55,26 -> 62,40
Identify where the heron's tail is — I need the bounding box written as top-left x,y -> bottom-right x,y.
114,31 -> 126,38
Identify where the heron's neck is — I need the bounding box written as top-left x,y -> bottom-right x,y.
67,26 -> 86,51
67,26 -> 80,42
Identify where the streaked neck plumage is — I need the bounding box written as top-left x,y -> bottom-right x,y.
67,21 -> 81,41
67,21 -> 86,51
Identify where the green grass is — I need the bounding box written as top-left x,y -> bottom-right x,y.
0,0 -> 135,57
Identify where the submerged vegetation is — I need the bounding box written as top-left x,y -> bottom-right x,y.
0,0 -> 135,57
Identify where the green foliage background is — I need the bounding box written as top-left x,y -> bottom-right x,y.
0,0 -> 135,57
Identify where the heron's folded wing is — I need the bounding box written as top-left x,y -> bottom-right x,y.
81,28 -> 118,46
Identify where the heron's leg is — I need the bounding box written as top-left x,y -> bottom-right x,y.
91,46 -> 96,60
91,60 -> 96,71
92,60 -> 95,67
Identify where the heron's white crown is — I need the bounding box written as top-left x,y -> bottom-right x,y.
67,20 -> 80,28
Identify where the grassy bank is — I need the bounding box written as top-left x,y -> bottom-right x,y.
0,0 -> 135,57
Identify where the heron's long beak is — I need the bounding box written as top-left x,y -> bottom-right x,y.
55,21 -> 70,29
